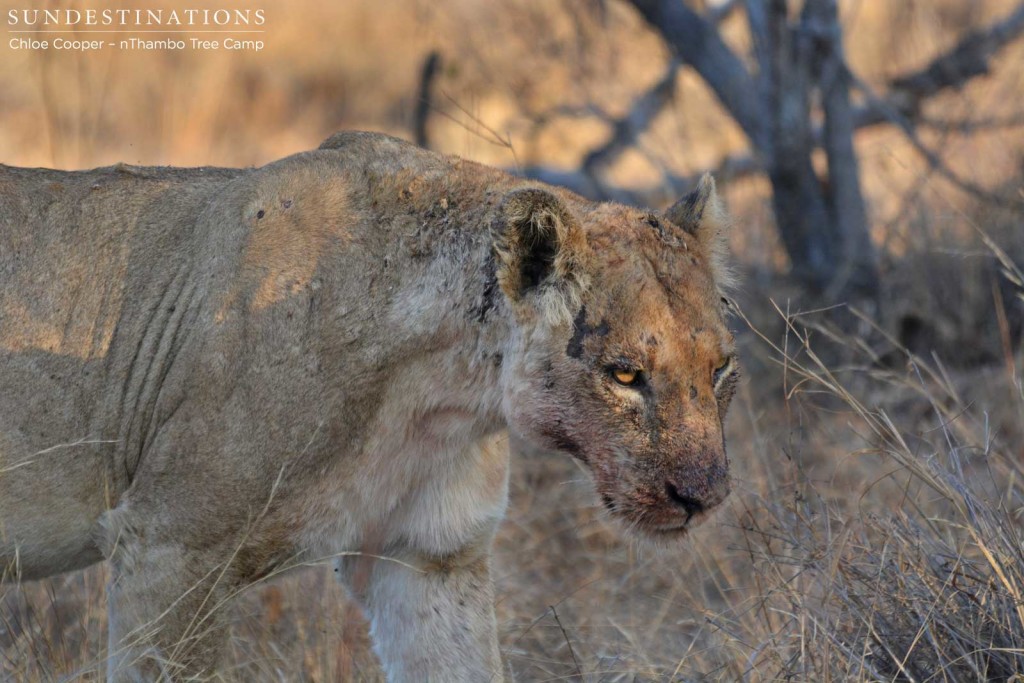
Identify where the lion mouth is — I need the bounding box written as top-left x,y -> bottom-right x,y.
647,524 -> 691,538
646,510 -> 712,536
599,491 -> 715,539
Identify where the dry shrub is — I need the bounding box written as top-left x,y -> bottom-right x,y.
882,188 -> 1024,369
719,300 -> 1024,681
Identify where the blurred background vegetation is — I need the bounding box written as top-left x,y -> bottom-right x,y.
2,0 -> 1024,680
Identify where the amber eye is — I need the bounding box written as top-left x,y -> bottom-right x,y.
713,357 -> 734,389
612,367 -> 643,387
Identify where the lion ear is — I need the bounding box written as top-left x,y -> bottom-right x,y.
666,174 -> 733,286
494,187 -> 588,311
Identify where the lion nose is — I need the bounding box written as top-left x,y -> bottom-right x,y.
665,481 -> 704,518
665,460 -> 730,518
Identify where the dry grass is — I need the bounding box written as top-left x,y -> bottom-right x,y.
3,0 -> 1024,680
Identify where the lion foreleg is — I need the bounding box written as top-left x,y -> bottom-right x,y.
101,508 -> 239,682
361,541 -> 504,682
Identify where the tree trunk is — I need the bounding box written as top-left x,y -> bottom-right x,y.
746,0 -> 879,299
763,0 -> 838,294
806,0 -> 879,298
633,0 -> 881,300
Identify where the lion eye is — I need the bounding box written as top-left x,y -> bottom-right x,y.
612,368 -> 642,387
712,357 -> 734,389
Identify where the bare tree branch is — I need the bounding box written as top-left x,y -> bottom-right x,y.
707,0 -> 741,24
413,51 -> 442,149
515,59 -> 684,203
508,0 -> 1024,300
892,3 -> 1024,95
580,59 -> 680,193
524,0 -> 1024,210
918,113 -> 1024,134
435,91 -> 516,152
517,149 -> 755,206
518,165 -> 608,201
853,2 -> 1024,130
744,0 -> 773,150
632,0 -> 1024,146
517,165 -> 688,205
626,0 -> 767,153
848,69 -> 1024,210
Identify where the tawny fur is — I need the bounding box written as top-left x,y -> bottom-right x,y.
0,131 -> 737,681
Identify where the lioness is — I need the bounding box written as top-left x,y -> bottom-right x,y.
0,131 -> 737,681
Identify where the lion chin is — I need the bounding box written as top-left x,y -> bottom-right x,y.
597,489 -> 720,544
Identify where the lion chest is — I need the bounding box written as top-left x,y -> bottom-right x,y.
295,399 -> 510,562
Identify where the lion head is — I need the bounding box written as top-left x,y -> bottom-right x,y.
495,176 -> 737,539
